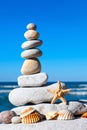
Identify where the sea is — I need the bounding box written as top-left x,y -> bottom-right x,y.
0,81 -> 87,112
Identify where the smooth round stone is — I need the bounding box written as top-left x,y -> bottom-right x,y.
21,40 -> 42,49
68,102 -> 87,115
21,58 -> 41,75
26,23 -> 37,30
24,30 -> 39,40
18,72 -> 48,87
0,111 -> 16,124
21,48 -> 42,59
11,116 -> 21,124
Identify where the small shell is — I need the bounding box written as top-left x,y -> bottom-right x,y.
20,107 -> 35,118
45,111 -> 58,120
21,112 -> 41,124
58,110 -> 74,120
81,112 -> 87,118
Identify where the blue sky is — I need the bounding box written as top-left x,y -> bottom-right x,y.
0,0 -> 87,82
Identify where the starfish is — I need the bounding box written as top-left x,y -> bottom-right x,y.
47,81 -> 71,104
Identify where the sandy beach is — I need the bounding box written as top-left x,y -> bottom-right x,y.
0,118 -> 87,130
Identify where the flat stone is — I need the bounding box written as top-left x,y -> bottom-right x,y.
68,101 -> 87,115
24,30 -> 39,40
9,82 -> 66,106
26,23 -> 37,30
11,116 -> 21,124
21,49 -> 42,59
21,58 -> 41,75
12,103 -> 68,115
21,40 -> 42,49
12,102 -> 87,117
18,73 -> 48,87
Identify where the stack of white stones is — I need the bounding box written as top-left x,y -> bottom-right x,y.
9,23 -> 65,106
18,23 -> 48,87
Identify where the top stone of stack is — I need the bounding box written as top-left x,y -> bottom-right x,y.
24,23 -> 39,40
26,23 -> 37,30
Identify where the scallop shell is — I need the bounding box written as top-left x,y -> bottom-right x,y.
20,107 -> 36,118
45,111 -> 58,120
21,112 -> 41,124
81,112 -> 87,118
57,110 -> 74,120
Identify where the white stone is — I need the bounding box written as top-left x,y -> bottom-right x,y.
21,48 -> 42,59
12,102 -> 87,117
12,103 -> 68,116
21,40 -> 42,49
18,73 -> 48,87
11,116 -> 21,124
9,82 -> 66,106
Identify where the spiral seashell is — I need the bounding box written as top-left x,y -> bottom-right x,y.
45,111 -> 58,120
57,110 -> 74,120
21,112 -> 41,124
81,112 -> 87,118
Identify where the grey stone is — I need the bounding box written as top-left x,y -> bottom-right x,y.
0,111 -> 16,124
9,82 -> 66,106
68,101 -> 87,115
21,40 -> 42,49
21,48 -> 42,59
18,72 -> 48,87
